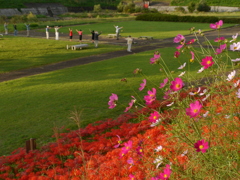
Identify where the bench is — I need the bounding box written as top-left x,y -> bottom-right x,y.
138,36 -> 153,40
108,34 -> 121,38
0,34 -> 3,38
66,44 -> 88,50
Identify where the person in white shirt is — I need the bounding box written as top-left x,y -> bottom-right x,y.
54,26 -> 62,40
126,35 -> 133,52
114,25 -> 123,40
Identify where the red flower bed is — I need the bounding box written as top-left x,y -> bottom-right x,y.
0,80 -> 239,179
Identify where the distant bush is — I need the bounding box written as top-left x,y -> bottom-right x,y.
117,2 -> 124,12
26,12 -> 38,22
30,23 -> 38,27
175,6 -> 186,13
196,1 -> 211,12
123,3 -> 135,13
93,4 -> 102,13
188,2 -> 196,13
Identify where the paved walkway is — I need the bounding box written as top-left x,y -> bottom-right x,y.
1,25 -> 240,82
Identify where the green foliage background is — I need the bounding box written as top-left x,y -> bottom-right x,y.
0,0 -> 121,8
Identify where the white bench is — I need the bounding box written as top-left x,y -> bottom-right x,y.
108,34 -> 121,38
138,36 -> 153,40
66,44 -> 88,50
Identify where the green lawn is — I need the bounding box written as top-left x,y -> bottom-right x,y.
0,36 -> 125,73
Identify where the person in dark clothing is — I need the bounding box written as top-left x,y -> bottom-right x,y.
94,31 -> 102,48
89,29 -> 95,43
13,24 -> 17,36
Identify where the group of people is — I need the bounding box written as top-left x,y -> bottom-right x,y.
4,22 -> 30,36
4,23 -> 133,51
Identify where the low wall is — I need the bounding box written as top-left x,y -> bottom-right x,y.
149,6 -> 240,12
0,6 -> 68,17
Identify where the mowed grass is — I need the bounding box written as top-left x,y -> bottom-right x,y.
0,36 -> 125,73
39,20 -> 236,39
0,45 -> 238,156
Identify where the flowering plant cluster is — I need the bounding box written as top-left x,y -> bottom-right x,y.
0,20 -> 239,179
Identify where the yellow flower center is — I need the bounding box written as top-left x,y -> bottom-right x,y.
176,84 -> 180,88
199,145 -> 204,149
164,174 -> 168,178
190,59 -> 194,62
153,115 -> 157,119
193,109 -> 198,113
207,60 -> 211,64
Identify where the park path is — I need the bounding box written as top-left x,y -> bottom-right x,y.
0,25 -> 240,82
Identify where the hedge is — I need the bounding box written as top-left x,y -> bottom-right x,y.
135,13 -> 240,24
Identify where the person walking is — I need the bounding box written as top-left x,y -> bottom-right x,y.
54,26 -> 61,40
125,35 -> 133,52
25,23 -> 30,37
89,29 -> 95,43
13,24 -> 17,36
76,29 -> 83,43
69,28 -> 73,41
4,22 -> 8,35
114,25 -> 123,40
94,31 -> 102,48
46,26 -> 50,39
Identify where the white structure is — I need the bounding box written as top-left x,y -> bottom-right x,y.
149,6 -> 240,12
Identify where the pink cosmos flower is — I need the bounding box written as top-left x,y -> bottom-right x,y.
163,89 -> 173,99
176,44 -> 184,49
127,157 -> 134,166
236,88 -> 240,98
108,93 -> 118,109
186,39 -> 196,44
201,56 -> 214,69
124,96 -> 136,112
144,88 -> 156,105
173,34 -> 185,43
210,20 -> 223,29
174,51 -> 180,58
190,51 -> 195,62
114,135 -> 122,148
129,174 -> 135,180
178,62 -> 186,69
215,44 -> 226,55
136,146 -> 144,156
194,139 -> 209,153
214,37 -> 225,42
139,79 -> 146,91
149,111 -> 161,123
150,54 -> 161,64
158,164 -> 172,180
230,42 -> 240,51
230,33 -> 238,42
170,77 -> 183,91
120,140 -> 133,157
186,100 -> 202,118
159,78 -> 168,88
232,58 -> 240,62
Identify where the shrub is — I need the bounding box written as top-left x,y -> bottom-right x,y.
26,12 -> 38,22
188,2 -> 196,13
123,3 -> 135,13
175,6 -> 186,13
30,23 -> 38,27
117,2 -> 124,12
196,0 -> 211,12
93,4 -> 102,13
